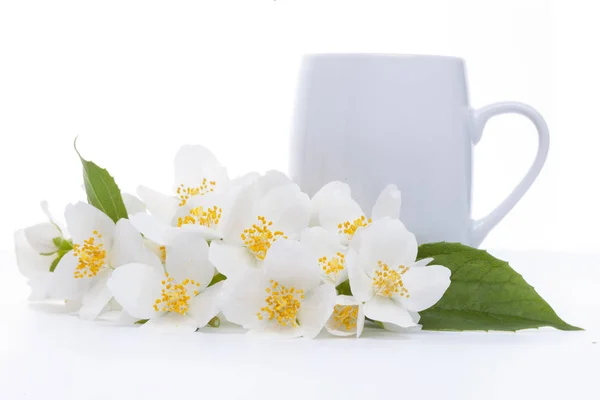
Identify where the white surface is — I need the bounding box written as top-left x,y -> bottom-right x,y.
1,250 -> 599,400
290,54 -> 550,247
0,0 -> 599,254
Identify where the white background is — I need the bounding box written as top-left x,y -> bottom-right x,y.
0,0 -> 598,253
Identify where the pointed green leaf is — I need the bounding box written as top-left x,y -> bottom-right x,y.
75,138 -> 128,223
417,242 -> 582,331
208,273 -> 227,287
336,279 -> 352,296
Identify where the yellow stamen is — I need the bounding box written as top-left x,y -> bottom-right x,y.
319,252 -> 345,280
372,261 -> 409,298
152,275 -> 201,315
337,215 -> 372,240
177,205 -> 222,228
257,280 -> 304,327
176,178 -> 217,206
73,231 -> 106,279
332,304 -> 359,331
241,216 -> 287,260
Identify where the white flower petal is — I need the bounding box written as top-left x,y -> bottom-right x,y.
137,185 -> 179,225
122,192 -> 146,215
318,191 -> 364,235
174,144 -> 228,187
79,270 -> 113,320
49,251 -> 92,301
141,313 -> 198,332
255,170 -> 292,196
358,218 -> 417,276
356,304 -> 365,337
333,267 -> 349,287
336,294 -> 360,306
27,274 -> 53,301
65,202 -> 115,244
273,202 -> 310,239
397,265 -> 451,312
382,322 -> 422,333
300,227 -> 345,259
300,227 -> 346,285
413,257 -> 434,267
371,184 -> 402,221
297,283 -> 336,339
187,281 -> 224,328
209,240 -> 257,278
130,213 -> 170,245
325,323 -> 355,337
170,225 -> 222,241
166,232 -> 214,290
220,270 -> 269,329
231,172 -> 259,189
111,219 -> 162,269
29,300 -> 81,314
106,263 -> 163,320
410,311 -> 421,324
116,310 -> 139,325
14,230 -> 53,278
346,249 -> 374,303
15,229 -> 56,300
176,190 -> 219,213
223,173 -> 258,212
256,184 -> 310,238
382,312 -> 422,332
183,189 -> 224,206
143,238 -> 166,263
248,325 -> 303,338
24,223 -> 61,254
348,227 -> 367,253
363,296 -> 417,328
263,239 -> 320,292
107,296 -> 122,310
221,185 -> 257,246
309,181 -> 351,226
314,181 -> 352,195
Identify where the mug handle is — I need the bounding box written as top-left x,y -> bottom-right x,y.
470,101 -> 550,247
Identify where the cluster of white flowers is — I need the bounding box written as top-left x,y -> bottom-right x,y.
15,145 -> 451,338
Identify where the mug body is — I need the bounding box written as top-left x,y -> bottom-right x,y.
290,54 -> 475,244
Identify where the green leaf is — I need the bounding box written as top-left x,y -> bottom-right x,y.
417,242 -> 582,332
74,138 -> 128,223
208,273 -> 227,287
134,319 -> 149,325
336,279 -> 352,296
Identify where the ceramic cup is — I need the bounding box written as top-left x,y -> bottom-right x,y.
290,54 -> 549,247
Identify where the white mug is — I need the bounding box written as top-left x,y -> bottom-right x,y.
290,54 -> 549,247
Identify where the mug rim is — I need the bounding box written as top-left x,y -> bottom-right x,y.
302,53 -> 464,63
